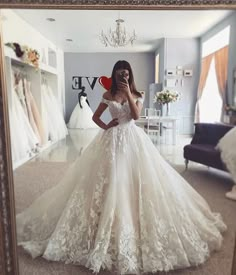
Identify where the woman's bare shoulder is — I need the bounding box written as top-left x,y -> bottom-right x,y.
133,91 -> 143,100
103,91 -> 112,100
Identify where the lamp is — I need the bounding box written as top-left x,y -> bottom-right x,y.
100,18 -> 137,47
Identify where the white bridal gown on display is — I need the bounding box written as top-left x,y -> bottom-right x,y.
41,83 -> 68,142
67,96 -> 98,129
17,97 -> 226,274
9,81 -> 39,163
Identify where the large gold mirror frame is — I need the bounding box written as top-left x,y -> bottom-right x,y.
0,1 -> 236,275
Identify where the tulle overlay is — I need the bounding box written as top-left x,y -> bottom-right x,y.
17,98 -> 226,274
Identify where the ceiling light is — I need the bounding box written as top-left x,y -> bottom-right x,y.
66,39 -> 73,42
100,18 -> 137,48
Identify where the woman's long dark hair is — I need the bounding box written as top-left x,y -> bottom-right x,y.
110,60 -> 141,98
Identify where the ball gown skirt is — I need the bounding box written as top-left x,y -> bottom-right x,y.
16,97 -> 226,274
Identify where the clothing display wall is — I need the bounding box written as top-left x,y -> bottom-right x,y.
5,56 -> 68,169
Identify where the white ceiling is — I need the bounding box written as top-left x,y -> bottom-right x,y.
13,9 -> 234,53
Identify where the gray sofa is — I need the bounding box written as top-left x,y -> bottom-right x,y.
183,123 -> 234,170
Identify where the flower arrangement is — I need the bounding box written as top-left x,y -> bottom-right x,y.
153,89 -> 180,105
5,42 -> 40,68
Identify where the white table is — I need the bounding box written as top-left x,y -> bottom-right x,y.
136,116 -> 178,145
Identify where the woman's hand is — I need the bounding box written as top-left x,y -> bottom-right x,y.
105,118 -> 119,130
117,78 -> 131,96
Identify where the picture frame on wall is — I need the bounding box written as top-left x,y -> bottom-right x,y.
176,69 -> 183,76
165,78 -> 177,87
166,69 -> 176,77
184,69 -> 193,77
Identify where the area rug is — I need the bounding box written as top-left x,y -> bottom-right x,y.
14,162 -> 236,275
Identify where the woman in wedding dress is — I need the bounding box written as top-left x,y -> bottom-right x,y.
17,60 -> 226,275
67,86 -> 98,129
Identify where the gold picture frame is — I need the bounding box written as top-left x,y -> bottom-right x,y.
0,1 -> 236,275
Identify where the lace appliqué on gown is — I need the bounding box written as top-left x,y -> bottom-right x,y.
17,96 -> 226,274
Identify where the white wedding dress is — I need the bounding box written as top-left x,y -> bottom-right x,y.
67,96 -> 98,129
216,126 -> 236,200
9,81 -> 39,164
17,97 -> 226,274
41,83 -> 68,142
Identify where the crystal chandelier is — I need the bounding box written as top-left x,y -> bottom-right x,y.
100,18 -> 137,47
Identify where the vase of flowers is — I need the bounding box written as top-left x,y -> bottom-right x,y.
164,103 -> 170,116
153,89 -> 180,116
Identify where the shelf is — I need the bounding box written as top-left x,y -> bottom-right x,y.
5,46 -> 35,69
4,46 -> 58,75
40,63 -> 58,75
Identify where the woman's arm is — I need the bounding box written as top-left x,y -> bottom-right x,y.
127,93 -> 143,120
92,101 -> 118,130
118,80 -> 142,120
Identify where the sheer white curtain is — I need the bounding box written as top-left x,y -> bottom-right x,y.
196,26 -> 230,123
199,58 -> 222,123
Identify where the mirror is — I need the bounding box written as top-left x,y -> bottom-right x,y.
0,2 -> 236,275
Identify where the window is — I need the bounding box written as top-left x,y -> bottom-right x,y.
199,26 -> 230,123
155,54 -> 159,83
199,58 -> 222,123
202,26 -> 230,57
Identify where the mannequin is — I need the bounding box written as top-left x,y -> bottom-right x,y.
78,87 -> 90,108
67,86 -> 98,129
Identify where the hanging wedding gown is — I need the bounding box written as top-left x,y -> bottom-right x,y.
67,96 -> 98,129
24,79 -> 46,145
9,80 -> 39,163
16,97 -> 226,274
9,88 -> 32,163
41,83 -> 68,142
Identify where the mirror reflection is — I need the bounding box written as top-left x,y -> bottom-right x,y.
1,8 -> 236,275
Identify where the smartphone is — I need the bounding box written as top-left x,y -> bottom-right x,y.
119,71 -> 127,83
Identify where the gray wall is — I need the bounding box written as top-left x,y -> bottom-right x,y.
201,11 -> 236,106
155,38 -> 200,134
165,38 -> 200,116
64,53 -> 155,123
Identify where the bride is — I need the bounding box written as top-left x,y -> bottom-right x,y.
16,60 -> 227,274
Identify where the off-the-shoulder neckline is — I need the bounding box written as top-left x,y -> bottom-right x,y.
102,97 -> 141,106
